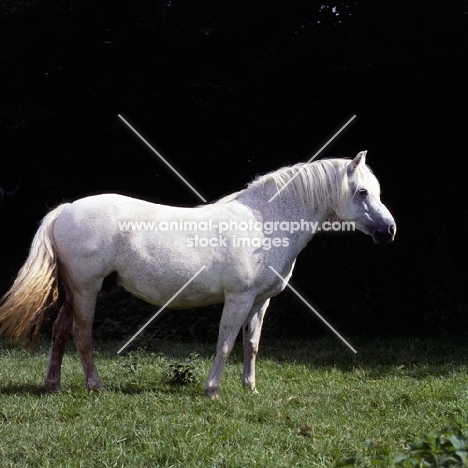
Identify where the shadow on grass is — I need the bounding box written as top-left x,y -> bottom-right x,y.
0,383 -> 49,396
113,334 -> 468,378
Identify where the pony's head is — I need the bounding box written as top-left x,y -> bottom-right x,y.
336,151 -> 396,244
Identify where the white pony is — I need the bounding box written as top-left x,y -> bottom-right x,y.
0,151 -> 395,397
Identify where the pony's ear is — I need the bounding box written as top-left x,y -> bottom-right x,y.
348,150 -> 367,174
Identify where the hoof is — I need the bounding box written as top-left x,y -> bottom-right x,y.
44,381 -> 62,392
86,377 -> 103,391
204,386 -> 220,399
87,384 -> 104,392
242,382 -> 258,393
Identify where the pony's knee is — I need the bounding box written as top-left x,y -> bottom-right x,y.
217,340 -> 233,360
244,337 -> 259,358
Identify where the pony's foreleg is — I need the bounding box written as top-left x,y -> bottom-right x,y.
72,291 -> 103,390
204,294 -> 255,399
241,298 -> 270,393
44,297 -> 73,391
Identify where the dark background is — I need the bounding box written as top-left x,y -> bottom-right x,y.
0,0 -> 467,341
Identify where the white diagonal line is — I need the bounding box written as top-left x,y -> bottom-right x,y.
268,114 -> 357,202
268,266 -> 357,353
117,266 -> 207,354
118,114 -> 207,203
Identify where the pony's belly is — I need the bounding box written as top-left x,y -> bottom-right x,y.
116,274 -> 225,310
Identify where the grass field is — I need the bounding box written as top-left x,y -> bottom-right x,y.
0,335 -> 467,467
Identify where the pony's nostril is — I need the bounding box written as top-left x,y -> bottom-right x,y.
389,224 -> 396,236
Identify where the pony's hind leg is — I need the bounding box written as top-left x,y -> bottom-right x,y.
44,295 -> 73,391
242,298 -> 270,393
72,290 -> 103,390
204,293 -> 256,398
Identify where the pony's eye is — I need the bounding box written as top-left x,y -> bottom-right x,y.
358,188 -> 368,196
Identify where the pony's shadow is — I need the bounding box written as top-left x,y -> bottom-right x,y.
0,382 -> 152,396
0,383 -> 49,396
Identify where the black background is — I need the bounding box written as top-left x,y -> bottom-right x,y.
1,0 -> 467,339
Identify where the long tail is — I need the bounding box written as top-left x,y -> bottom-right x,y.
0,204 -> 68,341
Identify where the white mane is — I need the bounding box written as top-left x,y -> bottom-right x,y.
212,158 -> 380,210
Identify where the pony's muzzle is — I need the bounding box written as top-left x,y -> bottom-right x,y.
373,223 -> 396,244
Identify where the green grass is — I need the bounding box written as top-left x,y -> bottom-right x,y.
0,336 -> 467,467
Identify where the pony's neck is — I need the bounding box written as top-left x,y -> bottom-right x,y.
237,179 -> 337,252
243,177 -> 337,221
238,159 -> 347,222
